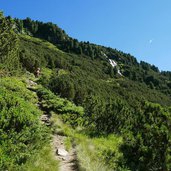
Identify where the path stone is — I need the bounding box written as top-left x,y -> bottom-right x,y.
52,134 -> 78,171
40,114 -> 51,126
57,148 -> 68,157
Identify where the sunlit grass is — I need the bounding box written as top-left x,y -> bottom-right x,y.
20,35 -> 64,53
50,114 -> 126,171
21,144 -> 59,171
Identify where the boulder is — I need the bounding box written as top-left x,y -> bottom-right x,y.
56,148 -> 68,157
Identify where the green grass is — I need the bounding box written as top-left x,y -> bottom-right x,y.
64,137 -> 72,151
50,114 -> 128,171
75,134 -> 129,171
21,144 -> 59,171
20,35 -> 63,53
76,142 -> 112,171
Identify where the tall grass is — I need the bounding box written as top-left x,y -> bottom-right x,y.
20,144 -> 59,171
51,114 -> 128,171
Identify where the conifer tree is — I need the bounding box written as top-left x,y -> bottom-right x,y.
0,11 -> 20,74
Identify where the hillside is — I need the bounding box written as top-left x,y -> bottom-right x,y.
1,12 -> 171,171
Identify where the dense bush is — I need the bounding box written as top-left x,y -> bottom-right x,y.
0,12 -> 20,74
0,78 -> 49,170
36,87 -> 84,127
121,102 -> 171,171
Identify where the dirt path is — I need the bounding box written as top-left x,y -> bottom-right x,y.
52,134 -> 78,171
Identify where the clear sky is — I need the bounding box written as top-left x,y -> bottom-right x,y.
1,0 -> 171,71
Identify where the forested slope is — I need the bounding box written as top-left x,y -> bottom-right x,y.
14,16 -> 171,98
1,12 -> 171,170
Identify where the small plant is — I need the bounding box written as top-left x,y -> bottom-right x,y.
64,137 -> 72,151
21,145 -> 59,171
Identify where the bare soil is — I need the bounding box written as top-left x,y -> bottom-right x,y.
52,134 -> 78,171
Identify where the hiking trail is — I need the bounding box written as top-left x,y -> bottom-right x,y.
27,79 -> 78,171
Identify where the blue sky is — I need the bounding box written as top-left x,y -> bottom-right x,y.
1,0 -> 171,71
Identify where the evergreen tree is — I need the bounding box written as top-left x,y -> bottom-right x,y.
0,12 -> 20,74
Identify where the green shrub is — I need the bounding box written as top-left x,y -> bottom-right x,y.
36,87 -> 84,127
0,78 -> 49,170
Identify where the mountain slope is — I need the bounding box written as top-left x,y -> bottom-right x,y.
14,17 -> 171,98
18,32 -> 171,170
1,13 -> 171,170
19,34 -> 171,107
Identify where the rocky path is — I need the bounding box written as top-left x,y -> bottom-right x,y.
27,79 -> 78,171
52,134 -> 78,171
